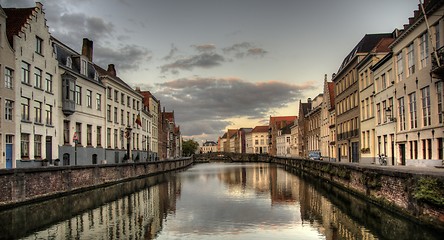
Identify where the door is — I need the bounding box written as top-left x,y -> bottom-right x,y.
399,144 -> 406,165
338,146 -> 341,162
352,142 -> 359,163
46,136 -> 52,162
5,135 -> 13,169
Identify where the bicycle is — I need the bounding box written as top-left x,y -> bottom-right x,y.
378,154 -> 387,166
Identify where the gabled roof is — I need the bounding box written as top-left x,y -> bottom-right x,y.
95,64 -> 139,95
163,111 -> 174,122
252,125 -> 269,133
300,102 -> 312,115
336,33 -> 392,75
280,123 -> 293,134
3,6 -> 34,47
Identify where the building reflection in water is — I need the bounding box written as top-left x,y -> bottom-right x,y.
1,163 -> 442,240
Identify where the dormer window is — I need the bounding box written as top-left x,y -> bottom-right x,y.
66,56 -> 72,68
94,70 -> 98,81
81,59 -> 87,75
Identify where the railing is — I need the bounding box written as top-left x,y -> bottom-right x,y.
431,46 -> 444,77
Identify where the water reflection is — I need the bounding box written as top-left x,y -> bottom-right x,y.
0,163 -> 442,240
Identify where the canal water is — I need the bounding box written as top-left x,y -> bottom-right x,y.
0,163 -> 443,239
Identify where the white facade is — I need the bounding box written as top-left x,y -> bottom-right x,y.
276,130 -> 291,157
245,132 -> 253,153
391,3 -> 444,166
11,3 -> 59,167
251,127 -> 268,154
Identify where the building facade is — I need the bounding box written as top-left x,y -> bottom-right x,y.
0,5 -> 15,169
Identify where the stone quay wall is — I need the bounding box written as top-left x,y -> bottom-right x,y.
194,153 -> 444,228
0,158 -> 192,209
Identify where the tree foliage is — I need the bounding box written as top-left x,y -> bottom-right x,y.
182,139 -> 199,157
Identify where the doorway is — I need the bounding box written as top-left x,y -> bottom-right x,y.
6,135 -> 13,169
46,136 -> 52,163
399,144 -> 406,165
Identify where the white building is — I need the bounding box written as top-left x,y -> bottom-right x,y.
276,124 -> 292,157
201,141 -> 217,153
390,1 -> 444,166
251,126 -> 269,154
5,3 -> 60,168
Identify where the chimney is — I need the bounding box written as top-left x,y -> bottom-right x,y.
135,87 -> 141,92
107,64 -> 116,76
82,38 -> 93,62
307,98 -> 312,103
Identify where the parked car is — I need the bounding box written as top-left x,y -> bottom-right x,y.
308,152 -> 322,160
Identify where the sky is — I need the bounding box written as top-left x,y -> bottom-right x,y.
1,0 -> 420,144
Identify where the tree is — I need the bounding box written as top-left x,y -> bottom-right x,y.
182,139 -> 199,157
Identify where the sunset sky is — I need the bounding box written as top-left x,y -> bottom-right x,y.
1,0 -> 420,143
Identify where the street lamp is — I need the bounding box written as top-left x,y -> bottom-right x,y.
126,126 -> 132,161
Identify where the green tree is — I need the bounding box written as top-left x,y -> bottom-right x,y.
182,139 -> 199,157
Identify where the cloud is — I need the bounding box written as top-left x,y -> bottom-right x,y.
94,44 -> 152,71
163,44 -> 179,61
160,53 -> 225,73
223,42 -> 268,59
192,44 -> 216,53
153,77 -> 315,138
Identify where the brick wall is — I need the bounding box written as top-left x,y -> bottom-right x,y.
0,158 -> 192,209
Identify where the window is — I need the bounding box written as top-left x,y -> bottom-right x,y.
409,92 -> 417,129
87,125 -> 92,146
420,33 -> 429,68
114,107 -> 118,123
381,73 -> 386,90
34,101 -> 42,123
45,73 -> 52,92
396,52 -> 404,82
376,103 -> 381,124
255,139 -> 259,145
121,130 -> 125,149
127,96 -> 131,107
422,86 -> 431,126
97,126 -> 102,146
382,101 -> 387,123
75,85 -> 81,105
21,61 -> 30,84
398,97 -> 406,131
86,90 -> 92,108
107,87 -> 112,99
121,109 -> 125,125
34,68 -> 42,88
21,97 -> 30,121
81,59 -> 87,75
5,67 -> 13,89
34,135 -> 42,158
437,82 -> 443,124
107,105 -> 111,122
407,43 -> 415,76
133,99 -> 136,110
63,121 -> 70,144
76,122 -> 82,144
435,24 -> 441,49
21,134 -> 30,158
114,129 -> 118,148
107,128 -> 111,148
66,56 -> 72,68
5,100 -> 13,120
96,93 -> 102,111
114,90 -> 119,102
45,104 -> 52,125
121,93 -> 125,105
36,36 -> 43,54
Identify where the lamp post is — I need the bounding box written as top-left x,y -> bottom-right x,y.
126,126 -> 132,161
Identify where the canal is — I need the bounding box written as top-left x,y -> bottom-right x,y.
0,163 -> 443,239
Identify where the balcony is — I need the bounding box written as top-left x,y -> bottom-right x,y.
431,47 -> 444,78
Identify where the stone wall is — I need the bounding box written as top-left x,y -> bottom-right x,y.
268,156 -> 444,228
0,158 -> 192,209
